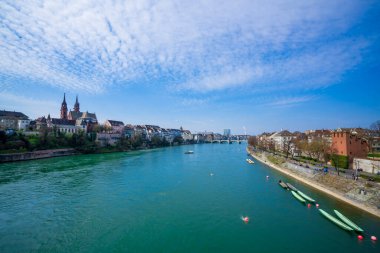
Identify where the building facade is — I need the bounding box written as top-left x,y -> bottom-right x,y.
332,129 -> 369,159
0,110 -> 30,130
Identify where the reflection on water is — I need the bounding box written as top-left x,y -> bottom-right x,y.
0,145 -> 379,253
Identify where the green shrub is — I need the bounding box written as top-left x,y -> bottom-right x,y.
330,154 -> 349,169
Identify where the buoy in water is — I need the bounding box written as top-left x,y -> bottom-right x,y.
358,235 -> 363,240
371,236 -> 377,241
242,216 -> 249,223
266,176 -> 269,179
316,203 -> 320,208
307,203 -> 311,208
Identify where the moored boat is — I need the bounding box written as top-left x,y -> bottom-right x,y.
286,183 -> 298,191
184,150 -> 194,154
319,209 -> 353,231
291,190 -> 306,203
279,181 -> 288,189
333,210 -> 364,232
296,190 -> 315,203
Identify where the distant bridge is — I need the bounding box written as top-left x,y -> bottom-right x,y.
211,140 -> 247,144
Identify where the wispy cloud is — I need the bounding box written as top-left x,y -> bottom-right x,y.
0,0 -> 374,98
265,95 -> 317,108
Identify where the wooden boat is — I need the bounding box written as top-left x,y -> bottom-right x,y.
319,209 -> 353,231
333,210 -> 364,232
286,183 -> 298,192
296,190 -> 315,203
291,191 -> 306,203
279,181 -> 288,189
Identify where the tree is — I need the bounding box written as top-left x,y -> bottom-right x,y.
131,135 -> 143,149
248,136 -> 258,147
370,120 -> 380,133
282,138 -> 293,159
268,139 -> 276,154
172,136 -> 183,144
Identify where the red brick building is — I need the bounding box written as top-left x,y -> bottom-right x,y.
332,129 -> 369,159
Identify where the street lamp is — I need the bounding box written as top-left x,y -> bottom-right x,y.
355,160 -> 360,180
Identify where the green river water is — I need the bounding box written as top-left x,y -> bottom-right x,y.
0,144 -> 379,253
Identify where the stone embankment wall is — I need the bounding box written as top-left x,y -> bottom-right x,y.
354,158 -> 380,174
0,148 -> 78,163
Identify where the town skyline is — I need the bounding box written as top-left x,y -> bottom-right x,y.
1,1 -> 380,134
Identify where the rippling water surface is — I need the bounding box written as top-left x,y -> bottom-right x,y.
0,144 -> 379,252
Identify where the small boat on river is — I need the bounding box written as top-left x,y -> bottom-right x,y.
286,183 -> 298,191
184,150 -> 194,154
334,210 -> 364,232
296,190 -> 315,203
291,190 -> 306,203
319,209 -> 353,231
246,159 -> 254,164
279,180 -> 288,189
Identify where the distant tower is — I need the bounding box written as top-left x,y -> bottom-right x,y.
60,93 -> 68,119
73,95 -> 80,112
223,129 -> 231,137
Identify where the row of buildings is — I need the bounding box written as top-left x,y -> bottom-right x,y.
1,94 -> 242,146
254,128 -> 380,169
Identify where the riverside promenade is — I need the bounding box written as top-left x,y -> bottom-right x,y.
247,147 -> 380,218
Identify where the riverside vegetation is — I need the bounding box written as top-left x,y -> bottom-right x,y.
0,128 -> 187,155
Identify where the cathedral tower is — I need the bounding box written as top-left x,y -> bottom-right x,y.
74,95 -> 80,112
60,93 -> 68,119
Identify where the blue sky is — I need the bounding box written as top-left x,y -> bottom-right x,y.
0,0 -> 379,135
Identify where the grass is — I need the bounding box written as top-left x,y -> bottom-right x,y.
368,153 -> 380,158
267,155 -> 286,165
360,174 -> 380,183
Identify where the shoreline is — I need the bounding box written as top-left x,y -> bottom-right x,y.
246,147 -> 380,219
0,143 -> 196,164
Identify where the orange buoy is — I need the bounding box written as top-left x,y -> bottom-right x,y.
371,236 -> 377,241
243,217 -> 249,223
358,235 -> 363,240
307,203 -> 311,208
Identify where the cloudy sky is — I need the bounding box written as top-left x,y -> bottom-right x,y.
1,0 -> 379,134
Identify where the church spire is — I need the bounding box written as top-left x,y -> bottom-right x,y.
60,93 -> 68,119
74,95 -> 80,112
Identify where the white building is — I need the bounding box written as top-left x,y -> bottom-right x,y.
104,120 -> 125,133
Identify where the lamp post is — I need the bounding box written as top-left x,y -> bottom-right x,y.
355,160 -> 360,180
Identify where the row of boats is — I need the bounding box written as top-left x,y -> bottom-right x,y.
279,180 -> 364,233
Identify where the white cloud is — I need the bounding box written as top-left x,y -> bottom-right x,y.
266,96 -> 316,108
0,0 -> 373,94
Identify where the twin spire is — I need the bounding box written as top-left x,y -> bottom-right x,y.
60,93 -> 80,119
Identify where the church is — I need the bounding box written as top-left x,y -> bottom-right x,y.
47,94 -> 98,133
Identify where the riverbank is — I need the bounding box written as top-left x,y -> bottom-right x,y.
246,147 -> 380,218
0,143 -> 195,163
0,148 -> 79,163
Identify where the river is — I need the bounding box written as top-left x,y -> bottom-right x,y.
0,144 -> 379,252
